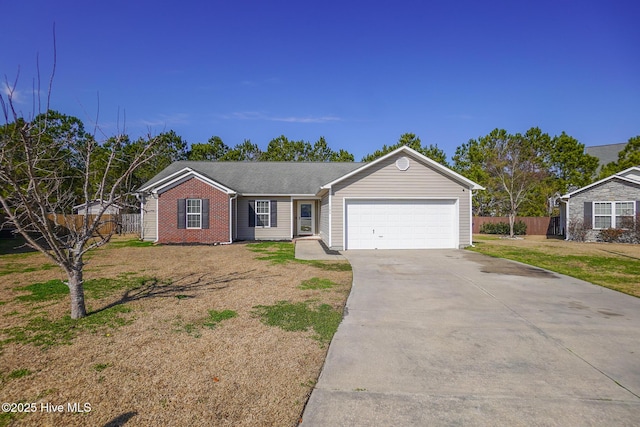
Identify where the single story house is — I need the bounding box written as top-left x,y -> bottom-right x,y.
560,166 -> 640,241
136,146 -> 484,250
73,200 -> 122,215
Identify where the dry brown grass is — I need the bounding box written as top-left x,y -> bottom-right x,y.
0,237 -> 352,426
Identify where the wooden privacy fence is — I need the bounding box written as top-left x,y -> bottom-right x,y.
46,214 -> 140,235
472,216 -> 562,236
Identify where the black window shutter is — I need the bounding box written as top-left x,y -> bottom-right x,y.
636,201 -> 640,217
583,202 -> 592,229
202,199 -> 210,229
177,199 -> 186,229
248,200 -> 255,227
270,200 -> 277,227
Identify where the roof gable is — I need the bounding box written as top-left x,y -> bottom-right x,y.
139,168 -> 236,194
321,146 -> 484,190
562,166 -> 640,199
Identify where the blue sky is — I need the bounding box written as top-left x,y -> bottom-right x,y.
2,0 -> 639,161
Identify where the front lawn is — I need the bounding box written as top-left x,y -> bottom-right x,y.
469,235 -> 640,297
0,237 -> 352,426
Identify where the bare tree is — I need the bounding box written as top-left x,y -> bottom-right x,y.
0,43 -> 162,319
485,129 -> 548,238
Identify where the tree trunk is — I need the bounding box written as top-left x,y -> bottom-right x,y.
68,268 -> 88,319
509,212 -> 516,238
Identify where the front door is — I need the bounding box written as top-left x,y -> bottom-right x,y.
297,202 -> 315,236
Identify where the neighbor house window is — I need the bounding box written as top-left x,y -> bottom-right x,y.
593,201 -> 635,229
186,199 -> 202,229
615,202 -> 635,228
255,200 -> 270,227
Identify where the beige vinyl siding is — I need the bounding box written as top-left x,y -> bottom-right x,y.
236,196 -> 292,240
330,152 -> 472,249
142,194 -> 158,241
319,193 -> 330,245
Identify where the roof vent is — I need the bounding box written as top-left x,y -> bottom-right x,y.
395,157 -> 410,171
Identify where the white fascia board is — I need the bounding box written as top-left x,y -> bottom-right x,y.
138,167 -> 195,192
617,166 -> 640,176
153,170 -> 236,195
139,167 -> 236,195
320,146 -> 484,191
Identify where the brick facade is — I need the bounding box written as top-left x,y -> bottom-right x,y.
157,178 -> 230,244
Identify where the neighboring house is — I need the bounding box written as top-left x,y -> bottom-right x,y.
585,142 -> 627,171
560,166 -> 640,241
73,200 -> 122,215
136,146 -> 484,250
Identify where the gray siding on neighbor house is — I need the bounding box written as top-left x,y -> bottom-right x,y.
567,179 -> 640,241
236,196 -> 292,240
142,195 -> 158,241
319,193 -> 330,245
330,152 -> 472,249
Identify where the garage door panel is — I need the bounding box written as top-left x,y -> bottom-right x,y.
345,199 -> 456,250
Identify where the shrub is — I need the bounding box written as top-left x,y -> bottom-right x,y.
598,228 -> 625,243
567,219 -> 588,242
479,221 -> 527,236
597,215 -> 640,244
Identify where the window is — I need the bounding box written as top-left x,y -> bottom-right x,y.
593,202 -> 611,229
616,202 -> 635,228
255,200 -> 270,227
186,199 -> 202,229
593,201 -> 635,229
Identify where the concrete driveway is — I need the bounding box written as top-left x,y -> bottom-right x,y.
301,250 -> 640,426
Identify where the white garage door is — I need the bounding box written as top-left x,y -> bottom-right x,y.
345,199 -> 457,250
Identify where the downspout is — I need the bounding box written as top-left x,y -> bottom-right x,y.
564,199 -> 570,241
135,192 -> 144,241
229,193 -> 238,244
154,191 -> 159,243
328,188 -> 332,248
468,188 -> 473,248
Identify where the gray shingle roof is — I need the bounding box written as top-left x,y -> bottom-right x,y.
140,161 -> 364,195
585,142 -> 627,168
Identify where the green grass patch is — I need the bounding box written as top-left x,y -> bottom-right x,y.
203,309 -> 237,329
173,309 -> 237,337
106,239 -> 154,249
469,242 -> 640,297
14,274 -> 153,303
92,363 -> 110,372
1,305 -> 133,348
252,300 -> 342,343
247,241 -> 296,263
298,277 -> 338,290
8,368 -> 32,379
172,318 -> 201,338
247,241 -> 352,271
15,279 -> 69,302
0,262 -> 55,277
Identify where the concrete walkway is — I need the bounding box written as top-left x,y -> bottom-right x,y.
295,239 -> 346,261
301,249 -> 640,426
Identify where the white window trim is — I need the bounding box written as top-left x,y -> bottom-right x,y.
255,200 -> 271,228
186,198 -> 202,229
592,201 -> 636,230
